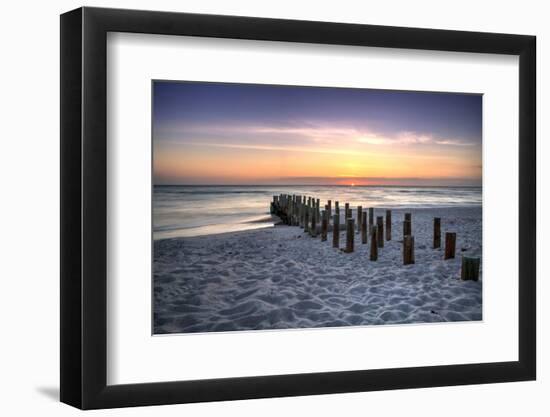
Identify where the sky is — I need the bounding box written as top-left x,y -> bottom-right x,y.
153,81 -> 482,186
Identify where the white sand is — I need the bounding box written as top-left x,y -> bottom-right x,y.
154,206 -> 482,334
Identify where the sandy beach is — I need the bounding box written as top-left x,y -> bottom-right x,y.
153,206 -> 482,334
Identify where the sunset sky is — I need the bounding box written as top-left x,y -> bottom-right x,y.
153,81 -> 482,186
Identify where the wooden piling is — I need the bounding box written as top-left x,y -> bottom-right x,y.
361,214 -> 367,244
357,206 -> 363,234
327,200 -> 332,220
376,216 -> 384,248
311,207 -> 317,237
296,197 -> 300,224
405,212 -> 411,222
345,218 -> 355,253
368,207 -> 374,227
403,220 -> 411,237
316,198 -> 320,221
321,210 -> 328,241
461,256 -> 480,281
293,197 -> 296,226
444,232 -> 456,259
303,196 -> 307,227
303,198 -> 308,229
345,203 -> 350,220
298,198 -> 304,229
370,226 -> 378,261
403,235 -> 415,265
385,210 -> 392,241
287,196 -> 294,226
333,212 -> 340,248
433,217 -> 441,249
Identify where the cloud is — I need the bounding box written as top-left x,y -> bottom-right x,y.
160,120 -> 476,149
356,135 -> 393,145
357,131 -> 474,147
181,141 -> 364,156
434,139 -> 476,146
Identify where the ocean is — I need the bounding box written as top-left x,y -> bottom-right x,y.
153,185 -> 482,240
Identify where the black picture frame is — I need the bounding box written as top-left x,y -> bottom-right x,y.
60,6 -> 536,410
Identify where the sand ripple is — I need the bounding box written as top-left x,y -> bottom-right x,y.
154,206 -> 482,334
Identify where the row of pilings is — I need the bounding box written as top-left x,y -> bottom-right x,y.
270,193 -> 480,281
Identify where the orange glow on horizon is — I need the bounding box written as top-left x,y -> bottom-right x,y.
153,141 -> 481,186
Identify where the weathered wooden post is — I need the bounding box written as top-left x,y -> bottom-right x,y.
357,206 -> 363,234
303,197 -> 309,229
403,220 -> 412,237
294,196 -> 302,227
295,196 -> 300,226
299,199 -> 304,228
280,194 -> 286,224
345,218 -> 354,253
368,207 -> 374,234
293,195 -> 298,226
321,210 -> 328,241
370,226 -> 378,261
303,196 -> 307,226
376,216 -> 384,248
288,196 -> 293,225
433,217 -> 441,248
294,195 -> 302,227
295,197 -> 300,226
444,232 -> 456,259
461,256 -> 480,281
345,203 -> 350,220
361,215 -> 367,244
327,200 -> 332,221
316,198 -> 320,221
290,196 -> 294,225
385,210 -> 392,241
311,207 -> 317,237
333,212 -> 340,248
405,212 -> 411,222
403,235 -> 415,265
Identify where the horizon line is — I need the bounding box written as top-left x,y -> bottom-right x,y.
154,183 -> 483,188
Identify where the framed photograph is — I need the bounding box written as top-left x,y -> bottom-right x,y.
60,7 -> 536,409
